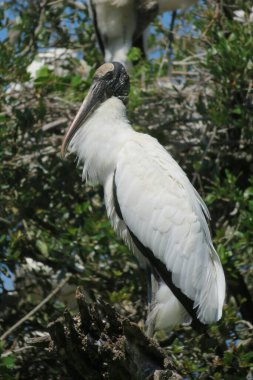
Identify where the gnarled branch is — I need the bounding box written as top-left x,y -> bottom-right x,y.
48,288 -> 182,380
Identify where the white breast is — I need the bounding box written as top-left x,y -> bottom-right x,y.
69,97 -> 132,184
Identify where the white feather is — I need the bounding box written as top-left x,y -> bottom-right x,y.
146,283 -> 191,335
90,0 -> 198,67
89,0 -> 136,67
70,96 -> 225,333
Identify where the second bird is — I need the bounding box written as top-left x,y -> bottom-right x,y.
89,0 -> 198,67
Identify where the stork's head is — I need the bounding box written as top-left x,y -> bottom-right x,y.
61,62 -> 130,157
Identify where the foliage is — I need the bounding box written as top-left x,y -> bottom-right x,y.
0,341 -> 15,380
0,0 -> 252,379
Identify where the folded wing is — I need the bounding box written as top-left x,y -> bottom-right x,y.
114,134 -> 225,324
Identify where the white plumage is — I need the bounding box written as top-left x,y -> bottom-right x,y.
62,62 -> 225,335
89,0 -> 198,67
6,48 -> 89,99
89,0 -> 136,66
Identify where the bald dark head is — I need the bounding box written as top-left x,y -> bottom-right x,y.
61,62 -> 130,157
93,62 -> 130,105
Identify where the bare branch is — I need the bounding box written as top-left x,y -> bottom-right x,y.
0,274 -> 72,341
47,288 -> 183,380
42,117 -> 68,131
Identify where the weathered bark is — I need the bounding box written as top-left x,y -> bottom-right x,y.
47,288 -> 182,380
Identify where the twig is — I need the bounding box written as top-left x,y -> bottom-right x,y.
19,0 -> 48,57
42,117 -> 68,131
202,4 -> 220,36
50,96 -> 78,109
159,332 -> 178,347
0,274 -> 71,341
192,126 -> 217,186
67,0 -> 87,11
168,10 -> 177,80
1,346 -> 35,358
0,217 -> 11,225
235,320 -> 253,330
26,334 -> 51,346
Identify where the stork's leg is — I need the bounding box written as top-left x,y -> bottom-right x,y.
159,332 -> 178,347
146,267 -> 159,311
145,268 -> 160,337
146,266 -> 152,309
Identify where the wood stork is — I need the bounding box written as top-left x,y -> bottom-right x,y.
27,48 -> 90,79
6,48 -> 89,98
61,62 -> 225,335
89,0 -> 197,67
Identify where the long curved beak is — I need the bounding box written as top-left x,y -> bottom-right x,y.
61,81 -> 107,158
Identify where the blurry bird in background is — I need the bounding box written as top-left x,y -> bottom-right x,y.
89,0 -> 198,68
6,48 -> 89,98
61,62 -> 225,336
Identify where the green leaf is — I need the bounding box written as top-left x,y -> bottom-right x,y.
35,239 -> 48,257
0,355 -> 15,369
244,187 -> 253,199
127,47 -> 142,62
35,66 -> 50,78
71,75 -> 82,87
233,106 -> 242,115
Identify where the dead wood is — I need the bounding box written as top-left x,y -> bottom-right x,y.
47,288 -> 182,380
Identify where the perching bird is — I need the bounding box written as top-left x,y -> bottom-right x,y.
89,0 -> 197,67
61,62 -> 225,335
26,48 -> 89,79
6,48 -> 90,99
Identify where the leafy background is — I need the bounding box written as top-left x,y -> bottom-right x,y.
0,0 -> 252,379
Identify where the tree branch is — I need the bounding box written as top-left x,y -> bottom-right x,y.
48,288 -> 182,380
0,274 -> 71,341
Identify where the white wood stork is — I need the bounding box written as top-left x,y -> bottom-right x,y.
26,48 -> 80,79
61,62 -> 225,335
6,48 -> 90,98
89,0 -> 197,67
